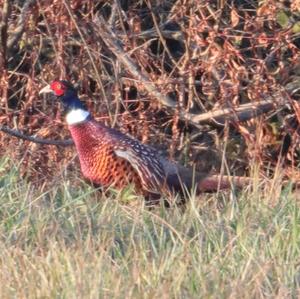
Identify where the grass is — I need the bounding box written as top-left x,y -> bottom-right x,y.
0,157 -> 300,298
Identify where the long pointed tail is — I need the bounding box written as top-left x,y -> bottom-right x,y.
162,158 -> 252,194
198,175 -> 253,192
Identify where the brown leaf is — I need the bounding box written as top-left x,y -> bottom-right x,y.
231,8 -> 239,27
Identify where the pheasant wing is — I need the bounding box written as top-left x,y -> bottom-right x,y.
114,141 -> 166,194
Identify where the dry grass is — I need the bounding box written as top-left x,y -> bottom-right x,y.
1,157 -> 300,298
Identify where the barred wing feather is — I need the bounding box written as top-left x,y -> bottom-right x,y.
114,142 -> 165,193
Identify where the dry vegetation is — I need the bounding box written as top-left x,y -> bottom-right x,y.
1,0 -> 300,297
0,156 -> 300,298
0,0 -> 300,182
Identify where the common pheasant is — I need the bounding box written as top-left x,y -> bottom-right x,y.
39,80 -> 248,201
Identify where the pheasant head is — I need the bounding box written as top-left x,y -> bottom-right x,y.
39,80 -> 91,125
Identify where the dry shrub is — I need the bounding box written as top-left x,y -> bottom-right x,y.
1,0 -> 300,184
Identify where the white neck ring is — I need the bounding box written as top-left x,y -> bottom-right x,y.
66,109 -> 90,125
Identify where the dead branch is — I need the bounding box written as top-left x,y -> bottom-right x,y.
0,0 -> 11,69
94,15 -> 177,109
0,125 -> 74,146
191,91 -> 288,124
94,14 -> 298,127
129,29 -> 184,42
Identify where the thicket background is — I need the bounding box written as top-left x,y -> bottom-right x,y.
1,0 -> 300,183
2,1 -> 300,298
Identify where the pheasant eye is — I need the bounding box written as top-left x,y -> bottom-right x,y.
51,81 -> 65,96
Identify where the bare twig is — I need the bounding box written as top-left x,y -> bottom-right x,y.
62,0 -> 113,123
94,14 -> 297,127
95,14 -> 204,129
0,125 -> 74,146
129,29 -> 184,42
95,14 -> 177,110
0,0 -> 10,69
190,92 -> 287,124
7,0 -> 37,51
146,0 -> 179,68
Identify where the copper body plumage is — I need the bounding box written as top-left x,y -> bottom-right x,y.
68,119 -> 168,196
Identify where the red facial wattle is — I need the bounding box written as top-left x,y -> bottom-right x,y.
50,81 -> 65,96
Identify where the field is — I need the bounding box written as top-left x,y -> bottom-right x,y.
1,1 -> 300,298
0,157 -> 299,298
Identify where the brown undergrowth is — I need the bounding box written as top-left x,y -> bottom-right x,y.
1,0 -> 300,185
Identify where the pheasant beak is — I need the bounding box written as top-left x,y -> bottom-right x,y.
39,84 -> 53,95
